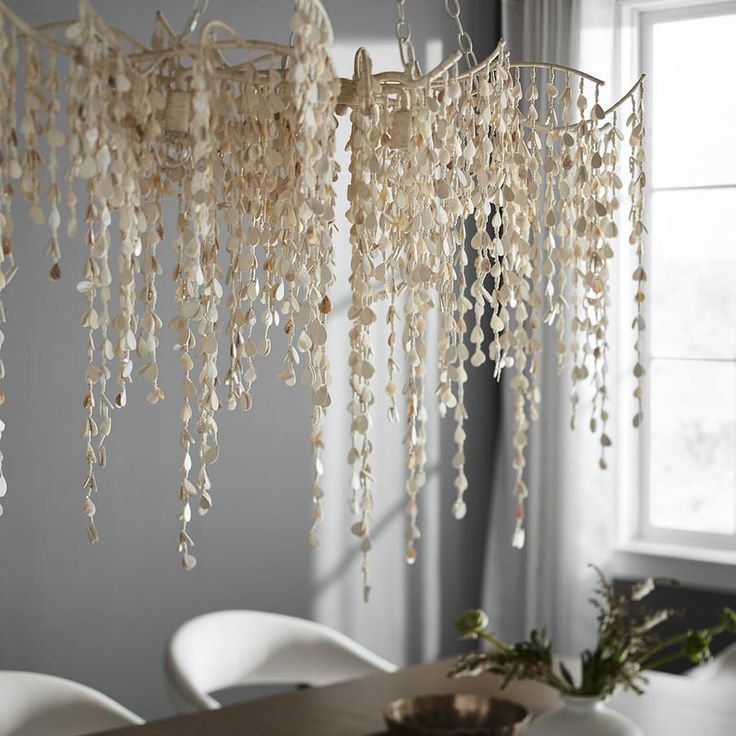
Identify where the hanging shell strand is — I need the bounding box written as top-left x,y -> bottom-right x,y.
0,0 -> 338,557
0,18 -> 19,517
339,43 -> 646,562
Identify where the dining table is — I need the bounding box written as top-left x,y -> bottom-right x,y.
95,656 -> 736,736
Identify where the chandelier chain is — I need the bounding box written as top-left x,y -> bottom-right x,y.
444,0 -> 477,69
394,0 -> 419,76
179,0 -> 210,40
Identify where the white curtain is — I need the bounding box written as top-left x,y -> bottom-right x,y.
483,0 -> 623,656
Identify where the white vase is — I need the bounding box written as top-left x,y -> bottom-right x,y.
525,695 -> 644,736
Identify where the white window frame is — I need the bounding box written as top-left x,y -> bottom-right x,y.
612,0 -> 736,584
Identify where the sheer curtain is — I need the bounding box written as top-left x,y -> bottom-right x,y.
483,0 -> 622,656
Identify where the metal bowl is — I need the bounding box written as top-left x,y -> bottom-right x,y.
383,694 -> 531,736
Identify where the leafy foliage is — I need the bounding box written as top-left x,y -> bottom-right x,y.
451,566 -> 736,698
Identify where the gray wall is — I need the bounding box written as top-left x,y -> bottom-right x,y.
0,0 -> 500,721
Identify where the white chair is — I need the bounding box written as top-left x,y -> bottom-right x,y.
688,642 -> 736,681
0,671 -> 143,736
164,610 -> 397,711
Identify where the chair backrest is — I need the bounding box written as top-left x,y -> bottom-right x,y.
0,671 -> 143,736
164,610 -> 397,711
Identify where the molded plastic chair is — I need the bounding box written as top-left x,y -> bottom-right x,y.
688,642 -> 736,682
164,610 -> 397,711
0,671 -> 143,736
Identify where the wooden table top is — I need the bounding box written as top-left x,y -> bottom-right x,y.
99,657 -> 736,736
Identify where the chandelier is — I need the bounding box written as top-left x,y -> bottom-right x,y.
0,0 -> 646,600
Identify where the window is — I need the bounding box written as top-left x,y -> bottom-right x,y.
623,1 -> 736,553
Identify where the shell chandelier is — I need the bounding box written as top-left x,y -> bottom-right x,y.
0,0 -> 646,599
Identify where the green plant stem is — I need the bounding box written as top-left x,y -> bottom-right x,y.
636,631 -> 692,666
548,669 -> 575,694
478,630 -> 512,653
642,650 -> 691,672
520,662 -> 575,694
505,669 -> 573,695
470,633 -> 573,693
637,622 -> 728,670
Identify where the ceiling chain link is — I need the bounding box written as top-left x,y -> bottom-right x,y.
394,0 -> 419,76
444,0 -> 478,69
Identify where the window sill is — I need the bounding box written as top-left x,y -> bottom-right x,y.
612,540 -> 736,592
619,539 -> 736,565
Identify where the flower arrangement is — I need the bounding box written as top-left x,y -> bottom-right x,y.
451,567 -> 736,698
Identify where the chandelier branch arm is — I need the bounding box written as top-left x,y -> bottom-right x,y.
337,50 -> 463,107
511,61 -> 606,87
335,40 -> 511,108
126,39 -> 295,65
0,2 -> 75,55
605,74 -> 647,115
370,51 -> 463,87
455,43 -> 503,80
0,3 -> 296,77
0,4 -> 507,109
153,9 -> 178,42
32,20 -> 150,51
517,73 -> 647,133
218,50 -> 287,72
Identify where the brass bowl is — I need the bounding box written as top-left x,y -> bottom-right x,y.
384,694 -> 531,736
